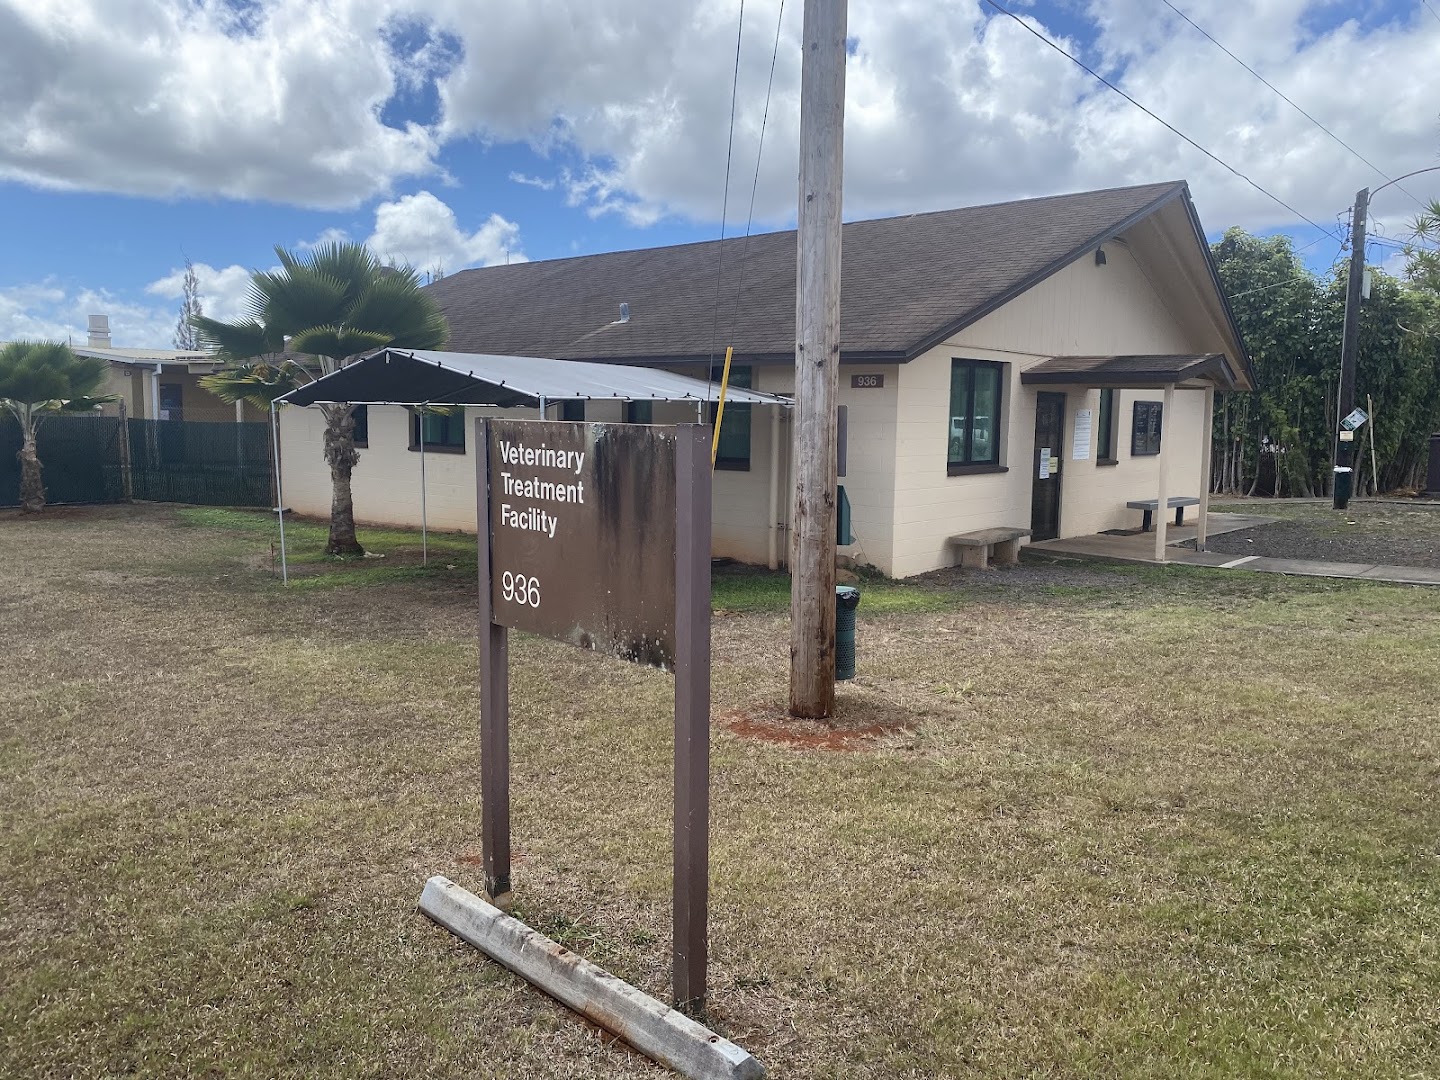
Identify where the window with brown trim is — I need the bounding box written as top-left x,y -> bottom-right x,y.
350,404 -> 369,448
410,408 -> 466,453
1096,389 -> 1116,464
1131,400 -> 1163,456
708,364 -> 752,470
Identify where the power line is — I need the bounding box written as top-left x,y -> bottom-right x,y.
981,0 -> 1343,240
1223,230 -> 1346,300
1157,0 -> 1425,209
727,0 -> 788,345
1425,0 -> 1440,27
706,0 -> 748,400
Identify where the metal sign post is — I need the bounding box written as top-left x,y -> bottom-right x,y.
474,417 -> 712,1014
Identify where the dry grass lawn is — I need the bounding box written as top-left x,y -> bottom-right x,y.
2,504 -> 1439,1078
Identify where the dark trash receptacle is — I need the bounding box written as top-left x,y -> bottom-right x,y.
1426,434 -> 1440,497
835,585 -> 861,681
1333,466 -> 1354,510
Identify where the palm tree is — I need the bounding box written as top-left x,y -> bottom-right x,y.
1406,199 -> 1440,300
0,341 -> 111,513
195,242 -> 448,556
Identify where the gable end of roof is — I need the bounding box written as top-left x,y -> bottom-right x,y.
900,181 -> 1189,360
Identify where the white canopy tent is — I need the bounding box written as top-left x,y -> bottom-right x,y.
269,348 -> 792,582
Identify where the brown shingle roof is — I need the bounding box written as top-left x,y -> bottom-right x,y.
426,181 -> 1189,364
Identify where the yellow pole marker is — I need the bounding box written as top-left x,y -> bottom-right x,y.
710,345 -> 734,470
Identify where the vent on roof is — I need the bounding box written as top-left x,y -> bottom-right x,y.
615,302 -> 631,324
87,314 -> 112,348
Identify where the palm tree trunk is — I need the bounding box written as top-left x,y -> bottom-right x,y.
322,405 -> 363,556
18,428 -> 44,513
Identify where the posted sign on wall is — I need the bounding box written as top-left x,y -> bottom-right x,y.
487,419 -> 678,669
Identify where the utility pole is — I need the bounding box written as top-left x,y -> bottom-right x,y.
789,0 -> 847,719
1332,187 -> 1368,509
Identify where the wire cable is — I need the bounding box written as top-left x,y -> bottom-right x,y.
1157,0 -> 1424,209
706,0 -> 748,400
1425,0 -> 1440,27
726,0 -> 788,347
981,0 -> 1343,241
1223,230 -> 1346,300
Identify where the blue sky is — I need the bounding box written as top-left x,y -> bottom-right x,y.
1,0 -> 1437,346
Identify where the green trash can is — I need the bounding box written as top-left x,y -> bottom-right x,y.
835,585 -> 861,681
1333,466 -> 1354,510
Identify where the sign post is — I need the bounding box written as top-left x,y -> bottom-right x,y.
474,417 -> 713,1013
672,425 -> 711,1013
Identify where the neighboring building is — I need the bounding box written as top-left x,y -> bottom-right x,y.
277,180 -> 1252,577
78,315 -> 262,423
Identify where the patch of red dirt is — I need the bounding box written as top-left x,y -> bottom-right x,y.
717,709 -> 911,751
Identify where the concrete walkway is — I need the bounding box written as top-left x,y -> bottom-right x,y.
1030,513 -> 1440,586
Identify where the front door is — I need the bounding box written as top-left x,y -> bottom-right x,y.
1030,392 -> 1065,541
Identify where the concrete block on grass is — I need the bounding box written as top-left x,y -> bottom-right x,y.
418,875 -> 763,1080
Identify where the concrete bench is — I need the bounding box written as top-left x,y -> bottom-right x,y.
948,526 -> 1031,570
1127,496 -> 1201,532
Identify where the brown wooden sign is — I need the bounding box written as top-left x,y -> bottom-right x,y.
486,419 -> 678,669
476,418 -> 713,1015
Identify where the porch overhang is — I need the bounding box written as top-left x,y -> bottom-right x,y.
1020,353 -> 1241,391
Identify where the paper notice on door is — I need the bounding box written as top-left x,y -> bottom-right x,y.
1038,448 -> 1051,479
1072,409 -> 1093,460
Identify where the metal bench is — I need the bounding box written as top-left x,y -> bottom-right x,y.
948,526 -> 1031,570
1126,496 -> 1201,532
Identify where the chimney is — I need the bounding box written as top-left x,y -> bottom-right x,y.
87,314 -> 112,348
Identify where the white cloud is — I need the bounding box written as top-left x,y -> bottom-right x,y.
124,193 -> 522,340
145,263 -> 255,325
365,191 -> 525,272
0,0 -> 441,208
425,0 -> 1440,232
4,0 -> 1440,240
0,281 -> 176,348
508,171 -> 556,190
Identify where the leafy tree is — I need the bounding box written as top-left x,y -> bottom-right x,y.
1316,266 -> 1440,492
194,242 -> 448,556
0,341 -> 111,513
1212,227 -> 1440,496
1210,229 -> 1322,495
173,257 -> 204,351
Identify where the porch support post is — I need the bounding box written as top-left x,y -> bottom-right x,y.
1154,382 -> 1175,562
1197,384 -> 1215,551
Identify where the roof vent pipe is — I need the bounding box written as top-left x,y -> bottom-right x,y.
88,314 -> 112,348
617,302 -> 630,323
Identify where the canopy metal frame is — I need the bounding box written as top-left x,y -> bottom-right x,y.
269,349 -> 792,583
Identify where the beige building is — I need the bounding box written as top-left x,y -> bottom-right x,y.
277,181 -> 1251,578
78,315 -> 263,424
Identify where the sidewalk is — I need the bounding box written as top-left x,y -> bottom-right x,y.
1030,513 -> 1440,586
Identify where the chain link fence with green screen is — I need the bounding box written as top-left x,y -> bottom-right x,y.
126,418 -> 273,507
1,416 -> 273,509
0,415 -> 126,507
